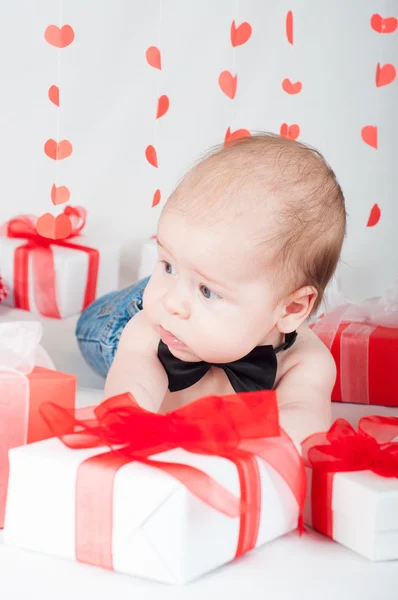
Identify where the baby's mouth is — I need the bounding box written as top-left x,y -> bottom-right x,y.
159,326 -> 188,350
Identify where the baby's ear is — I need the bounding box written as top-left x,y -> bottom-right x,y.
276,286 -> 317,333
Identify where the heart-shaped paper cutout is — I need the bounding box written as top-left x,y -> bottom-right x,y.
376,63 -> 396,87
44,25 -> 75,48
219,71 -> 237,99
286,11 -> 293,44
361,126 -> 378,148
152,189 -> 161,207
145,145 -> 158,168
282,78 -> 302,94
48,85 -> 60,106
224,127 -> 251,145
36,213 -> 72,240
44,139 -> 73,160
230,21 -> 252,47
367,204 -> 381,227
156,95 -> 169,119
146,46 -> 161,69
280,123 -> 300,140
370,14 -> 398,33
51,184 -> 70,206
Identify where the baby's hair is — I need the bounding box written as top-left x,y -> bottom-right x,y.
169,133 -> 347,318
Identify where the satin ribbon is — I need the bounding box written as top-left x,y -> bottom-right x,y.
40,390 -> 306,569
1,206 -> 99,319
0,321 -> 54,527
302,416 -> 398,538
311,280 -> 398,403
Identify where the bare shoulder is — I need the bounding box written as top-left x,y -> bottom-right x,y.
281,323 -> 336,383
117,308 -> 160,354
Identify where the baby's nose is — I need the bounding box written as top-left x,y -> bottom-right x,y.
162,289 -> 190,319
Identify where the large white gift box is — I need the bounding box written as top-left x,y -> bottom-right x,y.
138,236 -> 157,280
4,391 -> 304,584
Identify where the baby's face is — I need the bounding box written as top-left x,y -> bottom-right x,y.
143,207 -> 283,363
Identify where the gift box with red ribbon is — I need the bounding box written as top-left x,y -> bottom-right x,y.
310,286 -> 398,406
0,206 -> 120,318
4,391 -> 305,584
0,321 -> 76,528
302,416 -> 398,560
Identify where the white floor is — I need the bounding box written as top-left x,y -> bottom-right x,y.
1,305 -> 398,599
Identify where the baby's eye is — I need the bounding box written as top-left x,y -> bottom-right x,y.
200,284 -> 219,300
163,261 -> 176,275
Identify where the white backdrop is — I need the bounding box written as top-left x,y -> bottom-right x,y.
0,0 -> 397,298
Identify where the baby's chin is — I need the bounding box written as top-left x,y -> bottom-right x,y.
167,345 -> 203,363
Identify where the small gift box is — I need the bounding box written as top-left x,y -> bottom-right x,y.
0,321 -> 76,527
311,282 -> 398,406
4,391 -> 305,584
138,235 -> 157,280
0,206 -> 120,318
302,417 -> 398,560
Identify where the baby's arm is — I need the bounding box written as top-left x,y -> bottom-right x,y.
103,310 -> 168,412
276,337 -> 336,445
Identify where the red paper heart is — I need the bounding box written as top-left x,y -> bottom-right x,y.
376,63 -> 396,87
44,25 -> 75,48
48,85 -> 60,106
36,213 -> 72,240
367,204 -> 381,227
230,21 -> 252,47
370,14 -> 398,33
219,71 -> 237,99
286,11 -> 293,44
156,95 -> 169,119
280,123 -> 300,140
146,46 -> 161,69
224,127 -> 251,145
44,139 -> 73,160
152,189 -> 161,207
51,184 -> 70,206
361,126 -> 378,149
145,145 -> 158,168
282,78 -> 302,94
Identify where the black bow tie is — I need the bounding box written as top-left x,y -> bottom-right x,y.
157,331 -> 297,394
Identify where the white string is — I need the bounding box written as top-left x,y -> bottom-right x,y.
230,0 -> 239,131
55,0 -> 63,188
154,0 -> 163,150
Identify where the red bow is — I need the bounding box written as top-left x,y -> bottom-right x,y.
1,206 -> 98,318
41,391 -> 306,569
302,416 -> 398,537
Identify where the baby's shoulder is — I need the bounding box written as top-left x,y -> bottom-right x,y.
119,309 -> 160,354
277,323 -> 336,385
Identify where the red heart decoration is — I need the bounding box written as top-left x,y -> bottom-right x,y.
156,95 -> 169,119
370,14 -> 398,33
152,189 -> 161,207
224,127 -> 251,145
146,46 -> 161,69
280,123 -> 300,140
230,21 -> 252,47
44,25 -> 75,48
361,126 -> 378,149
36,213 -> 72,240
51,184 -> 70,206
286,11 -> 293,44
376,63 -> 396,87
219,71 -> 238,99
48,85 -> 60,106
44,139 -> 73,160
367,204 -> 381,227
145,145 -> 158,168
282,78 -> 302,94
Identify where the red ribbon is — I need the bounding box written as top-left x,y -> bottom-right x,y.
41,390 -> 306,570
2,206 -> 99,318
302,416 -> 398,538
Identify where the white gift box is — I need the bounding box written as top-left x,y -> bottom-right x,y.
138,237 -> 157,280
304,467 -> 398,561
0,235 -> 120,318
4,436 -> 299,584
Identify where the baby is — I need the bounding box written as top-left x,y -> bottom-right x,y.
79,134 -> 346,444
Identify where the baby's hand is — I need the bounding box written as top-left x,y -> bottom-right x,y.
103,310 -> 168,412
